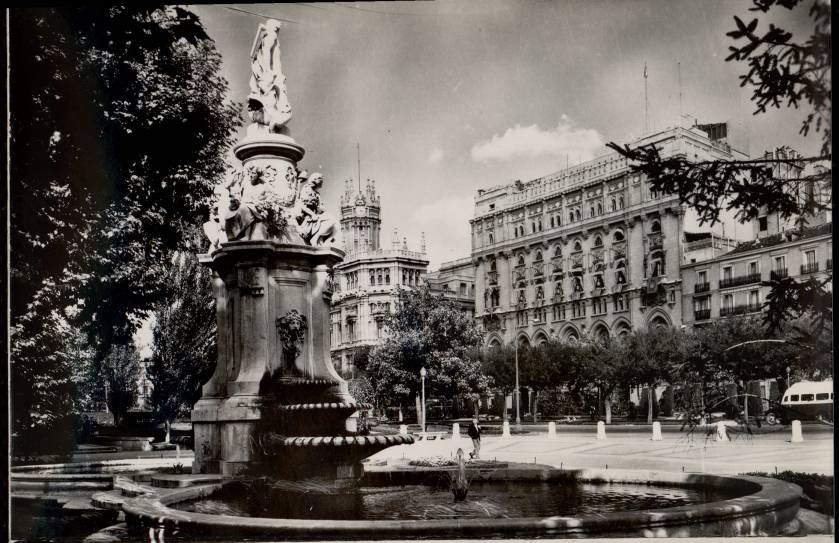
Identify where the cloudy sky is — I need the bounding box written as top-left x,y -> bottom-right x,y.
190,1 -> 820,270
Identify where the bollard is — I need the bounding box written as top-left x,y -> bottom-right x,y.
715,421 -> 729,442
651,421 -> 662,441
596,421 -> 606,440
547,421 -> 557,439
791,420 -> 804,443
452,423 -> 460,439
502,421 -> 512,439
399,424 -> 408,436
175,444 -> 180,459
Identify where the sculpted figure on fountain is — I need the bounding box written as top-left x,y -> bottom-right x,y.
248,19 -> 292,134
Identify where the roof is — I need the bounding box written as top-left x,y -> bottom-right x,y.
725,222 -> 832,256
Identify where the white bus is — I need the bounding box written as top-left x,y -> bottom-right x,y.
767,380 -> 834,424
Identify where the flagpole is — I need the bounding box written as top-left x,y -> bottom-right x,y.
644,62 -> 650,135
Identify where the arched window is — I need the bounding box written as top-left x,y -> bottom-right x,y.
573,240 -> 582,252
553,245 -> 562,258
517,255 -> 525,267
597,203 -> 603,215
556,215 -> 561,226
535,251 -> 543,262
614,230 -> 625,242
490,259 -> 497,272
488,232 -> 494,244
575,209 -> 581,221
538,219 -> 543,231
569,212 -> 574,223
594,235 -> 603,247
550,217 -> 555,228
610,198 -> 616,212
590,206 -> 595,217
651,220 -> 661,233
619,196 -> 625,209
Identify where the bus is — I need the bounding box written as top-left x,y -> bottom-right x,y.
766,380 -> 834,425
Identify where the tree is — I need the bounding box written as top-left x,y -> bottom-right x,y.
479,345 -> 517,419
148,243 -> 216,442
607,0 -> 830,337
623,327 -> 686,424
102,344 -> 142,428
10,7 -> 240,444
567,337 -> 634,424
365,286 -> 490,417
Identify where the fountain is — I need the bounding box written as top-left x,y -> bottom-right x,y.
191,19 -> 411,482
110,19 -> 805,540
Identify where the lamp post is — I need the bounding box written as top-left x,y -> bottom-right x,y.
515,340 -> 521,426
420,367 -> 427,434
786,366 -> 790,389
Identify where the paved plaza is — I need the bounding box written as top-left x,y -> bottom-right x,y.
369,427 -> 834,476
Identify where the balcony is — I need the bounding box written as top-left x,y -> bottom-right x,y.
770,268 -> 788,281
694,309 -> 711,321
720,303 -> 762,317
648,232 -> 663,251
719,273 -> 762,289
801,262 -> 820,275
694,282 -> 711,294
532,262 -> 545,278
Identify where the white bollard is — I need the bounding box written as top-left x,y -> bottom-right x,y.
452,423 -> 460,439
791,420 -> 804,443
596,421 -> 606,440
651,421 -> 662,441
175,444 -> 181,459
547,421 -> 557,439
502,421 -> 512,439
715,421 -> 729,442
399,424 -> 408,436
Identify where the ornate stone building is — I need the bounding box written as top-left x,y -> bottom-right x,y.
425,257 -> 476,320
471,125 -> 749,347
330,179 -> 429,375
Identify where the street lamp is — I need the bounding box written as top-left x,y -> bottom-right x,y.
515,340 -> 521,426
420,367 -> 427,435
786,366 -> 791,389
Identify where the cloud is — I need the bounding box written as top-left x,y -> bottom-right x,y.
428,147 -> 444,164
470,116 -> 604,164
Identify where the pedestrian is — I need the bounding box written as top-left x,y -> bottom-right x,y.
467,418 -> 481,459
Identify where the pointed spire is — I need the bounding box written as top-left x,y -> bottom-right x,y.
402,236 -> 408,250
420,232 -> 426,253
392,227 -> 399,249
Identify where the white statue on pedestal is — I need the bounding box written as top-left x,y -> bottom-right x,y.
248,19 -> 292,134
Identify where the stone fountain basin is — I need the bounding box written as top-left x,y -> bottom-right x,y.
121,467 -> 801,538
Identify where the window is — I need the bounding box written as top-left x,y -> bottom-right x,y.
759,216 -> 768,231
590,206 -> 595,217
573,241 -> 582,252
488,232 -> 494,244
489,203 -> 495,210
748,261 -> 758,275
597,203 -> 603,215
538,219 -> 543,231
749,290 -> 759,307
805,250 -> 816,265
594,235 -> 603,247
385,272 -> 390,285
370,274 -> 375,285
722,266 -> 732,281
619,196 -> 625,209
517,255 -> 525,267
651,220 -> 661,233
698,270 -> 707,284
569,212 -> 574,223
816,393 -> 829,401
575,209 -> 581,221
723,294 -> 734,309
550,217 -> 555,228
614,230 -> 625,242
774,256 -> 786,271
801,394 -> 814,402
459,283 -> 467,296
790,394 -> 799,402
535,251 -> 543,261
610,198 -> 616,212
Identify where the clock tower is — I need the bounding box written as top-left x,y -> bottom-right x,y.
339,178 -> 382,255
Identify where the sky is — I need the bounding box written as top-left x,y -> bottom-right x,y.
188,1 -> 822,270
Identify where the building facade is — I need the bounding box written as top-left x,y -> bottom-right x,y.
682,222 -> 832,327
471,125 -> 749,347
330,179 -> 429,375
425,257 -> 477,320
